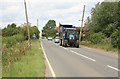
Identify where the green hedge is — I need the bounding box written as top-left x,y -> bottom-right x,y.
2,34 -> 25,48
89,32 -> 105,44
2,34 -> 29,74
87,30 -> 119,48
111,29 -> 119,48
2,41 -> 29,74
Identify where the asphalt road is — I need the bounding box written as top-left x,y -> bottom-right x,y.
41,39 -> 119,77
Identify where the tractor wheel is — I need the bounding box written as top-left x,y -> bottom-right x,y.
64,40 -> 68,47
76,40 -> 79,48
59,39 -> 62,46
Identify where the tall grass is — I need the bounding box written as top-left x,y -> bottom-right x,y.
2,40 -> 45,77
81,42 -> 118,53
2,41 -> 29,75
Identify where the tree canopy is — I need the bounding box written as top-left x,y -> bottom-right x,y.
85,2 -> 120,48
2,23 -> 40,39
42,20 -> 57,38
86,2 -> 119,37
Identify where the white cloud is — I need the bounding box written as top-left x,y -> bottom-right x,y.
0,0 -> 104,31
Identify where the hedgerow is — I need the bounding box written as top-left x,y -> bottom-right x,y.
2,34 -> 25,48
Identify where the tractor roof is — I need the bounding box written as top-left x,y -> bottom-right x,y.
64,28 -> 77,30
59,24 -> 73,28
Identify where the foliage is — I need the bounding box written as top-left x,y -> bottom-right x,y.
102,37 -> 111,45
2,23 -> 40,76
89,32 -> 105,44
2,34 -> 25,48
111,29 -> 119,48
2,41 -> 29,75
2,40 -> 45,77
2,23 -> 40,40
2,23 -> 19,37
15,26 -> 40,40
29,26 -> 40,39
103,22 -> 118,37
85,2 -> 119,49
88,2 -> 118,34
81,42 -> 118,52
42,20 -> 57,38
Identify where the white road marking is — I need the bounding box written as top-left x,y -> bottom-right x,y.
107,65 -> 120,71
41,42 -> 56,77
63,47 -> 68,50
70,50 -> 96,62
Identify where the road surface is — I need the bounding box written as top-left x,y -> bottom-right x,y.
41,39 -> 119,77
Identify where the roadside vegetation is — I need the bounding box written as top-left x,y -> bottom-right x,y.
42,20 -> 58,38
2,23 -> 45,77
2,40 -> 45,77
81,42 -> 118,53
2,23 -> 40,39
0,30 -> 1,78
82,2 -> 120,53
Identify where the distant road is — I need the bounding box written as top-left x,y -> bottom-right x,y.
41,39 -> 119,77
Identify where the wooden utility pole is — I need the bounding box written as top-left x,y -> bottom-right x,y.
79,5 -> 85,45
37,19 -> 38,28
24,0 -> 31,47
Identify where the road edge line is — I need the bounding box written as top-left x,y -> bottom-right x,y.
41,41 -> 56,77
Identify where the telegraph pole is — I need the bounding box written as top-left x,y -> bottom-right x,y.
79,5 -> 85,45
37,19 -> 38,28
37,19 -> 40,38
24,0 -> 31,47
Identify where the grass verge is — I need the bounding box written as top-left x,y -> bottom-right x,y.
81,42 -> 118,53
3,40 -> 45,77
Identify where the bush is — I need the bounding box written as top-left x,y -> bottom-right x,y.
102,37 -> 111,45
89,32 -> 106,44
2,41 -> 29,74
111,29 -> 119,48
104,22 -> 118,37
2,34 -> 25,48
13,34 -> 25,42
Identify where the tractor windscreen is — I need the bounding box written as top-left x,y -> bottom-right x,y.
67,30 -> 76,35
64,28 -> 77,35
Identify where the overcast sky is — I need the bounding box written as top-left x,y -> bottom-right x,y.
0,0 -> 104,31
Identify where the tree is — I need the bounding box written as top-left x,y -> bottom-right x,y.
30,26 -> 40,39
42,20 -> 57,38
85,2 -> 119,48
2,23 -> 40,39
86,2 -> 119,37
2,23 -> 18,36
